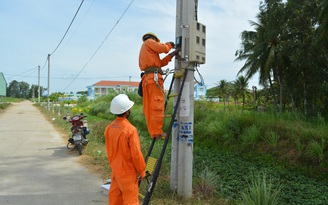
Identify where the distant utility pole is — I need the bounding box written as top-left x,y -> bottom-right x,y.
129,76 -> 131,92
47,54 -> 50,108
38,65 -> 40,103
171,0 -> 206,198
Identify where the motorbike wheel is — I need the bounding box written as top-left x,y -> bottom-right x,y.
67,142 -> 75,150
76,143 -> 83,155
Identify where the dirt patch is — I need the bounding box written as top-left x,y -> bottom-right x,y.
77,155 -> 109,181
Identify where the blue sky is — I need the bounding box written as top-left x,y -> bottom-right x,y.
1,0 -> 261,94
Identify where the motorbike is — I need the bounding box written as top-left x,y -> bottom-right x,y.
63,113 -> 90,155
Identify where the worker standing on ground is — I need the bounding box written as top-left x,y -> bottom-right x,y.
139,32 -> 180,139
104,94 -> 146,205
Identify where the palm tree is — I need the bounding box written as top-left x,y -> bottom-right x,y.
233,76 -> 251,112
216,79 -> 228,111
235,0 -> 288,112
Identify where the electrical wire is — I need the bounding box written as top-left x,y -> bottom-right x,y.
8,66 -> 39,77
62,0 -> 135,92
3,74 -> 139,80
53,0 -> 96,61
39,0 -> 85,71
50,0 -> 85,56
194,64 -> 204,86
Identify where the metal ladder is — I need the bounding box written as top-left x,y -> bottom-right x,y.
139,68 -> 189,205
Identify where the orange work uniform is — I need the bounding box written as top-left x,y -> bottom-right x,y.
139,38 -> 174,138
104,117 -> 146,205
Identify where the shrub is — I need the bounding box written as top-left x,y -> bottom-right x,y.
194,163 -> 218,198
240,171 -> 282,205
263,131 -> 280,149
225,117 -> 242,141
306,139 -> 325,163
89,101 -> 111,119
294,138 -> 304,158
89,120 -> 109,143
241,125 -> 261,147
0,102 -> 11,109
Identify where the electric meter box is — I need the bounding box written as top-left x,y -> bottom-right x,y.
189,21 -> 206,64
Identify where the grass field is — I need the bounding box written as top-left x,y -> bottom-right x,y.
34,95 -> 328,205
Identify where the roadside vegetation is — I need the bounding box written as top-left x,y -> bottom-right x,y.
0,97 -> 24,110
35,91 -> 328,205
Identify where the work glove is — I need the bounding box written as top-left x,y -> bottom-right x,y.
138,176 -> 143,181
169,47 -> 181,57
168,41 -> 175,48
138,171 -> 146,181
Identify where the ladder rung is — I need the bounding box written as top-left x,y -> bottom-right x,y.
168,93 -> 178,98
146,157 -> 157,174
139,193 -> 145,199
174,70 -> 185,78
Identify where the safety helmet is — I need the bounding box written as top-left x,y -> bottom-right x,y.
110,94 -> 134,115
142,32 -> 160,42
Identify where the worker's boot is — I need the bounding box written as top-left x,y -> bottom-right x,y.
154,133 -> 166,140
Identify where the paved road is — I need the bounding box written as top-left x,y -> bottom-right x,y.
0,101 -> 107,205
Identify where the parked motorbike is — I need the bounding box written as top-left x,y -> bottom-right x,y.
63,113 -> 89,155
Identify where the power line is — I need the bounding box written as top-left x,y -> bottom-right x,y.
50,0 -> 85,56
62,0 -> 135,92
40,0 -> 85,71
4,73 -> 139,80
9,66 -> 38,77
52,0 -> 96,62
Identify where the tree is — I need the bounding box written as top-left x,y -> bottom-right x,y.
233,76 -> 251,112
235,0 -> 328,118
235,0 -> 288,113
7,80 -> 30,98
29,84 -> 45,100
283,0 -> 326,116
216,80 -> 228,111
7,80 -> 20,98
77,91 -> 87,95
49,92 -> 63,102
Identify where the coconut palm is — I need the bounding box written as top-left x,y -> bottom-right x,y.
233,76 -> 251,112
235,0 -> 288,112
216,79 -> 228,111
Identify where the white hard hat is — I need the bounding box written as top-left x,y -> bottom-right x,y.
110,94 -> 134,115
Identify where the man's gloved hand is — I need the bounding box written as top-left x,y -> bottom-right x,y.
169,47 -> 181,57
138,176 -> 143,181
168,41 -> 175,48
139,171 -> 146,179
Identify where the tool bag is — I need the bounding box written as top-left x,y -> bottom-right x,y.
138,72 -> 144,97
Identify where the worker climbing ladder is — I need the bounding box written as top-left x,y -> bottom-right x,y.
139,67 -> 189,205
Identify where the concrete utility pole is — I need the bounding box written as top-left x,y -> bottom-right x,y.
171,0 -> 206,198
47,54 -> 50,109
38,65 -> 40,103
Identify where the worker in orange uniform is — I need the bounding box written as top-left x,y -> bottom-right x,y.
104,94 -> 146,205
139,32 -> 180,139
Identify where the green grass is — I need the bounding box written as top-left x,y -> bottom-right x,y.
2,97 -> 25,103
239,171 -> 282,205
0,97 -> 26,109
35,94 -> 328,205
